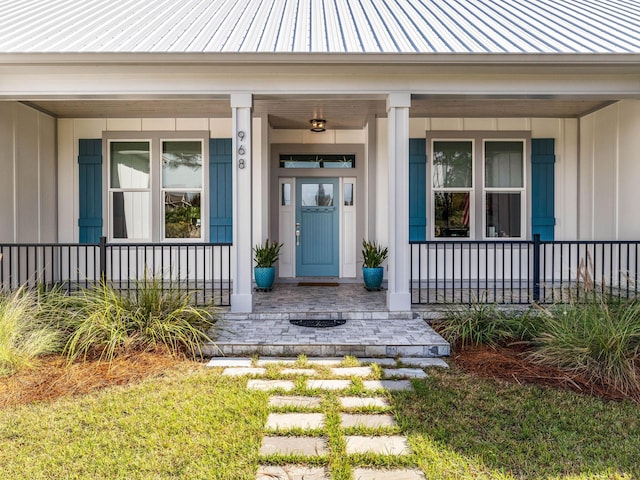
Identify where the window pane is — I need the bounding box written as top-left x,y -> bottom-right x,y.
110,142 -> 150,189
486,192 -> 521,237
344,183 -> 354,206
165,192 -> 202,239
301,184 -> 334,206
433,141 -> 472,188
281,183 -> 291,206
485,141 -> 523,188
434,192 -> 470,237
112,191 -> 150,239
280,154 -> 354,168
162,141 -> 202,188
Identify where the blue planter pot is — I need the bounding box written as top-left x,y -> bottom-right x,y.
363,267 -> 384,290
254,266 -> 276,290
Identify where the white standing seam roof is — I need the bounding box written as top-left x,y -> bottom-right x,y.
0,0 -> 639,54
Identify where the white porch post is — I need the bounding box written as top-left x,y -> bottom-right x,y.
386,93 -> 412,311
231,93 -> 253,313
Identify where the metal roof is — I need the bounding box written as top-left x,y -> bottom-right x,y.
0,0 -> 639,54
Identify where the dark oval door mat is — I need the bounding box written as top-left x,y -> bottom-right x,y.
290,319 -> 347,328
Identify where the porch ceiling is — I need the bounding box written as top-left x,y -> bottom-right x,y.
25,96 -> 614,129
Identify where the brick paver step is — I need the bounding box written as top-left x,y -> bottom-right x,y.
260,436 -> 328,456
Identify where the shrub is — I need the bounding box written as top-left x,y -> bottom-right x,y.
440,295 -> 543,348
530,297 -> 640,395
0,289 -> 61,376
59,278 -> 216,362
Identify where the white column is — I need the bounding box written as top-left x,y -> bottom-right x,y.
231,93 -> 253,313
386,93 -> 411,311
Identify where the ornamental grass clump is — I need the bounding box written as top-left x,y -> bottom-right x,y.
59,277 -> 216,363
530,296 -> 640,396
0,288 -> 61,376
440,294 -> 542,348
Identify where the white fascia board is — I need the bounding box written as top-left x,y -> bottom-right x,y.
1,52 -> 640,67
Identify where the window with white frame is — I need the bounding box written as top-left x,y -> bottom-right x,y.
483,140 -> 524,239
109,141 -> 152,240
107,136 -> 205,242
161,140 -> 203,240
430,138 -> 526,239
432,140 -> 473,238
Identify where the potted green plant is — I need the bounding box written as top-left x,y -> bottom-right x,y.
253,239 -> 284,290
361,239 -> 388,290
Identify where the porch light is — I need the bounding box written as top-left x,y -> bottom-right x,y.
310,119 -> 326,132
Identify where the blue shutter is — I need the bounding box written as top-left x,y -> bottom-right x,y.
531,138 -> 556,241
209,138 -> 233,243
78,139 -> 102,244
409,138 -> 427,241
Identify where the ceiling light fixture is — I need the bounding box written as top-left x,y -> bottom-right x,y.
310,118 -> 326,132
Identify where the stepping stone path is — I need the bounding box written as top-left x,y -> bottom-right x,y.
207,356 -> 447,479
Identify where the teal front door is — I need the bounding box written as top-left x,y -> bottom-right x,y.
296,178 -> 339,277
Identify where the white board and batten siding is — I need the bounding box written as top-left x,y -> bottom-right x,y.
580,100 -> 640,241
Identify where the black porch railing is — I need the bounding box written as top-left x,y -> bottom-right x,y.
0,238 -> 232,306
410,235 -> 640,305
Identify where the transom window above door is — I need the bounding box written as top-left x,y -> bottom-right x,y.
107,135 -> 207,242
280,154 -> 355,168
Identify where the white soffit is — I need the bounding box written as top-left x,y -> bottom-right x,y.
0,0 -> 639,55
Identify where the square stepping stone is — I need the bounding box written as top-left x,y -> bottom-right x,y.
340,413 -> 396,428
260,436 -> 328,456
362,380 -> 412,392
352,468 -> 425,479
382,368 -> 427,379
265,413 -> 324,430
206,358 -> 252,367
257,357 -> 298,366
345,435 -> 411,455
256,465 -> 328,480
281,368 -> 317,376
269,395 -> 322,408
339,397 -> 390,409
222,367 -> 266,376
398,357 -> 449,368
359,358 -> 398,367
331,367 -> 373,377
247,379 -> 294,391
306,379 -> 352,391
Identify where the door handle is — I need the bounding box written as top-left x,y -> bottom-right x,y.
295,222 -> 301,246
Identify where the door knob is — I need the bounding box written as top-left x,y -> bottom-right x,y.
295,222 -> 301,246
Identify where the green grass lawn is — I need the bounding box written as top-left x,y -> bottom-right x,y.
1,364 -> 638,480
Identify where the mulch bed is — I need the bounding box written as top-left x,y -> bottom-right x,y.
453,344 -> 633,402
0,352 -> 197,409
